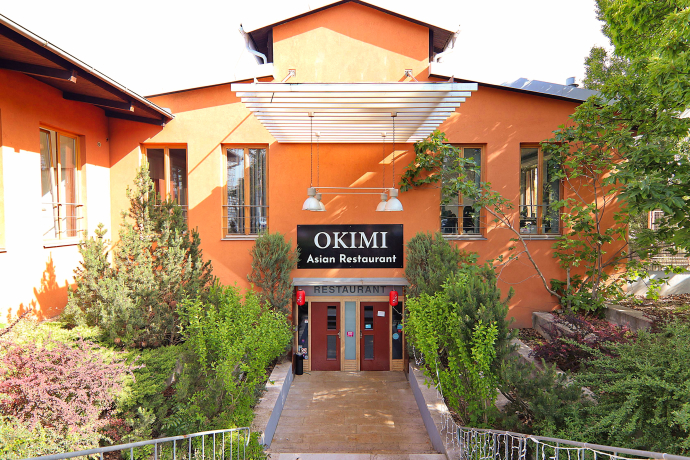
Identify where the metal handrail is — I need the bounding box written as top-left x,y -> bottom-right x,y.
457,426 -> 690,460
23,427 -> 251,460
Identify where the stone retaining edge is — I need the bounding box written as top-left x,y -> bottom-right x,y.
409,363 -> 459,460
251,361 -> 293,447
604,304 -> 652,331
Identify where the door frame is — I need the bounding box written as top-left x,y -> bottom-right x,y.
303,295 -> 404,371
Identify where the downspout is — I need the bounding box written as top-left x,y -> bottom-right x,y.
433,29 -> 460,63
239,24 -> 268,65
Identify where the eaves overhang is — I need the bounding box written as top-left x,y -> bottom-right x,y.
231,82 -> 478,143
0,14 -> 173,125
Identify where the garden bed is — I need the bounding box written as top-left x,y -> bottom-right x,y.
618,294 -> 690,331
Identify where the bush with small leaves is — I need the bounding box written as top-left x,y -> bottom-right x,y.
0,334 -> 137,456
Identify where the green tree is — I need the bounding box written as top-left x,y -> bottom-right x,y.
582,46 -> 628,91
248,232 -> 299,312
592,0 -> 690,252
404,231 -> 476,298
63,164 -> 214,346
405,265 -> 514,426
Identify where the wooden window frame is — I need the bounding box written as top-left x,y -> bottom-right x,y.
143,145 -> 188,216
222,145 -> 269,238
40,126 -> 82,241
441,144 -> 485,238
519,144 -> 562,236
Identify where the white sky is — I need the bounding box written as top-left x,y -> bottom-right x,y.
2,0 -> 610,97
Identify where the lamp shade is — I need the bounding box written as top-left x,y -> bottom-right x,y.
375,192 -> 388,212
384,189 -> 403,211
302,187 -> 321,211
296,289 -> 306,306
315,193 -> 326,211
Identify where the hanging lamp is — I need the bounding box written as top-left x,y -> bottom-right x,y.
384,113 -> 403,211
376,132 -> 388,211
302,113 -> 323,211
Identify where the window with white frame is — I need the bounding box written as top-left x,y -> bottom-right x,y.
40,128 -> 82,240
224,146 -> 267,236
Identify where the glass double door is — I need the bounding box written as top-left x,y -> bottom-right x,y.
310,301 -> 391,371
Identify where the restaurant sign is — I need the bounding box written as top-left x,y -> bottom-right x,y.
297,224 -> 403,269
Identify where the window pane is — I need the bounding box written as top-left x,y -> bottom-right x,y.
364,335 -> 374,360
327,335 -> 337,360
59,135 -> 78,238
441,147 -> 481,235
248,148 -> 267,233
298,304 -> 309,354
40,130 -> 58,239
327,306 -> 337,330
147,149 -> 165,202
441,151 -> 459,234
169,148 -> 187,207
542,152 -> 560,234
364,306 -> 373,330
391,303 -> 403,360
226,148 -> 245,234
461,148 -> 481,234
344,301 -> 356,360
520,148 -> 539,234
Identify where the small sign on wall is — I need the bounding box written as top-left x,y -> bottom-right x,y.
377,311 -> 386,317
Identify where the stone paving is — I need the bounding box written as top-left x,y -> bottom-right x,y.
268,371 -> 442,459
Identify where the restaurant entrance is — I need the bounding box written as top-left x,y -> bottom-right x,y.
294,281 -> 406,372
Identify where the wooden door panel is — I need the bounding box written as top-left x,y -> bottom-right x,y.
360,302 -> 389,371
311,302 -> 340,371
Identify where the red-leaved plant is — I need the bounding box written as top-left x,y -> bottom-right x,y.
531,314 -> 635,372
0,335 -> 137,444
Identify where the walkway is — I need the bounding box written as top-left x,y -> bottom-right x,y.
268,371 -> 442,459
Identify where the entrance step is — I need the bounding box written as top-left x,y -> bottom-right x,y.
270,454 -> 447,460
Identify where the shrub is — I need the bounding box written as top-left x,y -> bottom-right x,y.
248,232 -> 299,312
497,356 -> 588,434
166,285 -> 292,433
116,345 -> 183,441
63,164 -> 214,346
573,321 -> 690,454
531,314 -> 633,372
405,264 -> 514,426
405,231 -> 477,298
0,335 -> 136,455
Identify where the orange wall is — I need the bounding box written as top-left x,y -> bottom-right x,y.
104,3 -> 591,328
2,2 -> 602,328
272,2 -> 430,82
0,69 -> 112,321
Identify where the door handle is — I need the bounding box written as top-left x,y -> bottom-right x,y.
338,331 -> 340,339
360,331 -> 363,339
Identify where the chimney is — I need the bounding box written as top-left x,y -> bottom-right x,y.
566,77 -> 579,87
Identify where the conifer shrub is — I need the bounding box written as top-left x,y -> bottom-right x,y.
405,231 -> 477,298
497,356 -> 588,434
63,165 -> 214,346
405,264 -> 514,426
248,232 -> 299,312
572,321 -> 690,454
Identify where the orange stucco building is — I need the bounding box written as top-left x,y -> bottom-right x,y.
0,1 -> 600,371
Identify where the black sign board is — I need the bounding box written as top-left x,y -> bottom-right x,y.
297,224 -> 403,269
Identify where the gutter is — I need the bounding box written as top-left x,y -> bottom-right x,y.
0,13 -> 173,121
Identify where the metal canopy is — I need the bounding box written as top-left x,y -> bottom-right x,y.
231,82 -> 478,143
